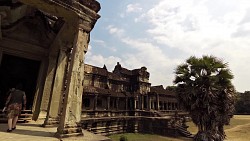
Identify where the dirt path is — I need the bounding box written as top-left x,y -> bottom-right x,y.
225,123 -> 250,132
225,120 -> 250,141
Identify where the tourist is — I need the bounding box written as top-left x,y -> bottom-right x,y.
2,84 -> 27,132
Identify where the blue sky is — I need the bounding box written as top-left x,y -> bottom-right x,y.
85,0 -> 250,92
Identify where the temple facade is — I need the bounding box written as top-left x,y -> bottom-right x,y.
81,63 -> 183,135
82,62 -> 179,113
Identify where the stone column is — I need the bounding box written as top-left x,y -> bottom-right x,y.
43,45 -> 69,126
39,54 -> 58,119
156,94 -> 159,110
141,95 -> 144,110
137,96 -> 140,109
56,25 -> 89,138
134,97 -> 137,110
42,18 -> 71,123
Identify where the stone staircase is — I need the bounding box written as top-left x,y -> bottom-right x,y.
0,109 -> 32,123
149,110 -> 193,138
176,125 -> 193,138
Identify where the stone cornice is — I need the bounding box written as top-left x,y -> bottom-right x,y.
19,0 -> 101,32
50,0 -> 100,20
53,0 -> 101,32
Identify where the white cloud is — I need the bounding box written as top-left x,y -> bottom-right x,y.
126,3 -> 142,13
120,37 -> 179,86
92,39 -> 106,46
107,25 -> 125,37
85,54 -> 122,71
142,0 -> 250,91
91,39 -> 117,52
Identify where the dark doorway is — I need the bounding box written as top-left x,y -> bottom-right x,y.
0,54 -> 40,109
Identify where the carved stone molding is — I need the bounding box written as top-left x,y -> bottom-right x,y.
19,0 -> 101,30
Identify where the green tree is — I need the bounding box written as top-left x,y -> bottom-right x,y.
173,55 -> 236,141
235,91 -> 250,114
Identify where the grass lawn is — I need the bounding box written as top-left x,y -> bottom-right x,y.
108,115 -> 250,141
108,133 -> 191,141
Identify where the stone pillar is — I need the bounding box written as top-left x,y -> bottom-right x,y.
94,95 -> 98,111
141,95 -> 144,110
39,55 -> 58,119
43,46 -> 68,126
134,97 -> 137,110
156,94 -> 159,110
107,96 -> 110,110
56,26 -> 89,138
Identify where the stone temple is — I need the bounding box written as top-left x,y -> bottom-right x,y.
0,0 -> 190,139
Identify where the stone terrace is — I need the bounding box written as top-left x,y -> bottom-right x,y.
0,120 -> 111,141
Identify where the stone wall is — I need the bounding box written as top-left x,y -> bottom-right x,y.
139,117 -> 177,136
81,116 -> 179,137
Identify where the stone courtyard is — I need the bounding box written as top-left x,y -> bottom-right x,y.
0,120 -> 110,141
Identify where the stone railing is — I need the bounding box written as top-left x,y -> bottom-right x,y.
82,110 -> 131,118
80,109 -> 190,136
81,109 -> 189,118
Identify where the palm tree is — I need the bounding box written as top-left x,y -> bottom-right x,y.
173,55 -> 236,141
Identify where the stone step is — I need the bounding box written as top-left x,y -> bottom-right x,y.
175,125 -> 193,137
0,110 -> 32,123
57,132 -> 84,138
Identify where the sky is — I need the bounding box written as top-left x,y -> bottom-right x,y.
85,0 -> 250,93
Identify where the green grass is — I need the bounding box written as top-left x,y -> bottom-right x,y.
225,115 -> 250,129
108,133 -> 189,141
185,115 -> 250,133
108,115 -> 250,141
